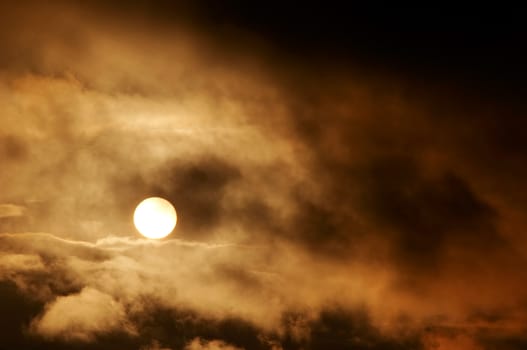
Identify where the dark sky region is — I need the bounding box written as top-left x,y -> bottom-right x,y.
0,2 -> 527,349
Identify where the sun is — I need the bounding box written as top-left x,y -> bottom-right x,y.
133,197 -> 177,239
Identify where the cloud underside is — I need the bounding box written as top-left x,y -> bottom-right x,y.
0,232 -> 525,350
0,2 -> 527,350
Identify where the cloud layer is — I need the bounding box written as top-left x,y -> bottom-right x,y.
0,2 -> 526,349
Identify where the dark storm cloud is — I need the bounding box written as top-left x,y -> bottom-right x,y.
0,281 -> 41,348
83,2 -> 527,86
477,335 -> 527,350
278,308 -> 426,350
129,306 -> 266,350
144,157 -> 242,238
352,157 -> 502,269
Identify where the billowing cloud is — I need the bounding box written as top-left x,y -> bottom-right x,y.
31,287 -> 135,341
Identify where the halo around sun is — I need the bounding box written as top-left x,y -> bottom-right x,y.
133,197 -> 177,239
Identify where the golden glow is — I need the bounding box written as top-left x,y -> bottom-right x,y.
133,197 -> 177,239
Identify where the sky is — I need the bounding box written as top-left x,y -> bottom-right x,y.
1,2 -> 527,349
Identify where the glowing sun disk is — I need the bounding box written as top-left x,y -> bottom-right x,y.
133,197 -> 177,239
